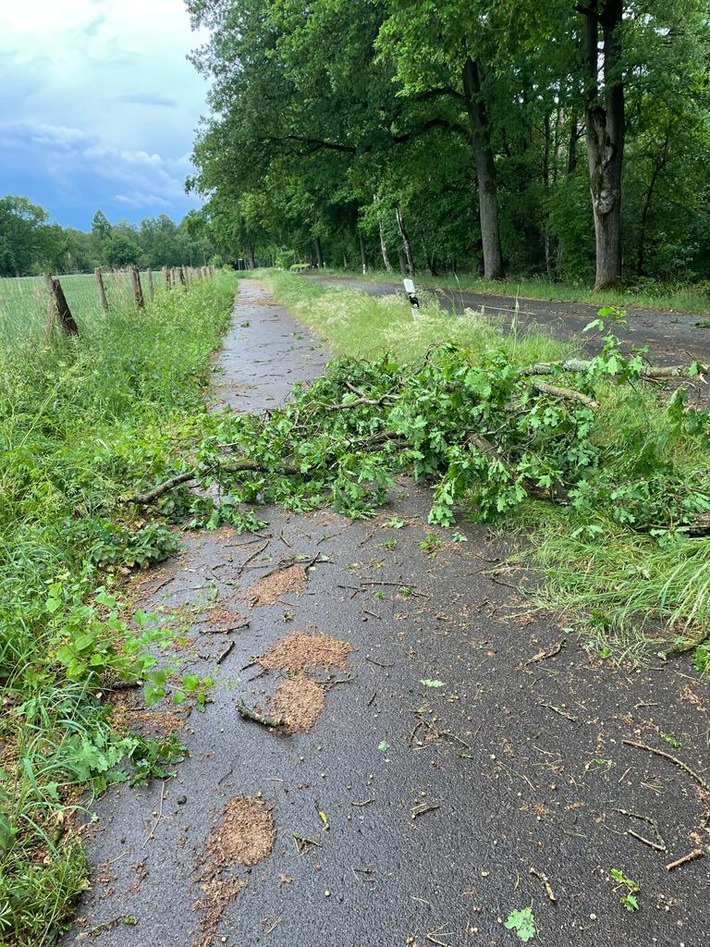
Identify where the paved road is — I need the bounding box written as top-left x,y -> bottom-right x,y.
66,281 -> 710,947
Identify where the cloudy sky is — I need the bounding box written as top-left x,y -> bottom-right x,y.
1,0 -> 210,230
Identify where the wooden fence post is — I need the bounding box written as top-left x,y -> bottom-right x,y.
178,266 -> 187,288
147,268 -> 155,299
130,265 -> 145,309
94,267 -> 110,313
44,273 -> 79,336
163,265 -> 171,288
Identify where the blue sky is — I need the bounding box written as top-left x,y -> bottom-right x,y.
0,0 -> 209,230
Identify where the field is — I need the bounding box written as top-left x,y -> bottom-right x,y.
0,271 -> 157,346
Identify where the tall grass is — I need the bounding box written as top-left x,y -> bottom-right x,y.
0,272 -> 237,945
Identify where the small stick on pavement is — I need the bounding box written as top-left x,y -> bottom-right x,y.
143,780 -> 167,846
216,641 -> 235,665
666,849 -> 704,871
622,739 -> 710,793
236,699 -> 284,728
628,829 -> 666,852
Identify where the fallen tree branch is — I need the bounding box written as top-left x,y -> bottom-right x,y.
125,459 -> 301,505
519,359 -> 707,378
531,380 -> 599,408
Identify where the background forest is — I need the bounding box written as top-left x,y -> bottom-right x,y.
0,199 -> 218,277
186,0 -> 710,290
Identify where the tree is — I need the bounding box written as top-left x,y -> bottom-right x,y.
0,196 -> 49,276
104,233 -> 143,267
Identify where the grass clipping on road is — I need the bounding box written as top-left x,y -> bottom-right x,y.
0,272 -> 237,945
250,272 -> 710,664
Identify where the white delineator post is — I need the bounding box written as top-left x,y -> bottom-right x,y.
403,278 -> 421,321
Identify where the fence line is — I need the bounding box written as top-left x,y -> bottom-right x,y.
0,266 -> 216,343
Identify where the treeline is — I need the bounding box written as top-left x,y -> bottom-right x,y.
0,197 -> 219,278
187,0 -> 710,289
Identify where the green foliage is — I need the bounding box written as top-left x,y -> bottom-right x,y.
610,868 -> 641,912
504,906 -> 537,941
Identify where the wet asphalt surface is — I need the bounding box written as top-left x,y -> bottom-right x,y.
65,281 -> 710,947
310,275 -> 710,370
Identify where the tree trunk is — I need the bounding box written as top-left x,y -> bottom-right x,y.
359,233 -> 368,274
314,237 -> 325,269
395,206 -> 415,276
462,57 -> 504,280
582,0 -> 625,291
378,219 -> 393,272
637,131 -> 670,277
247,243 -> 256,270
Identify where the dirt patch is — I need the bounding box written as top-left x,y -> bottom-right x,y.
271,676 -> 326,732
108,689 -> 189,735
260,630 -> 352,671
193,795 -> 275,947
247,564 -> 308,606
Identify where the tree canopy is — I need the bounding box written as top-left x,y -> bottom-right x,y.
186,0 -> 710,287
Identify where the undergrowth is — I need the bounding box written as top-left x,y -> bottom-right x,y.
0,273 -> 236,945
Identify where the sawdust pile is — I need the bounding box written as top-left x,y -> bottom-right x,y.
206,795 -> 275,867
260,630 -> 352,671
108,689 -> 189,736
193,795 -> 275,947
247,564 -> 308,606
272,676 -> 326,732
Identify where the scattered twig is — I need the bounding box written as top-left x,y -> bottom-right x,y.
614,807 -> 666,850
351,798 -> 375,808
216,641 -> 235,665
622,739 -> 710,793
199,621 -> 250,635
628,829 -> 666,852
539,702 -> 578,723
217,765 -> 234,786
666,848 -> 704,871
529,866 -> 557,901
143,780 -> 167,846
238,539 -> 270,576
411,802 -> 440,820
236,699 -> 284,729
292,833 -> 321,853
524,639 -> 566,667
365,655 -> 393,668
425,930 -> 453,947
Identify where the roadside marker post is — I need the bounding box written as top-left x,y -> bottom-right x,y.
403,278 -> 421,321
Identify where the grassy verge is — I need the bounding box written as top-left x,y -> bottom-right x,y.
0,272 -> 237,945
313,267 -> 710,316
258,271 -> 710,666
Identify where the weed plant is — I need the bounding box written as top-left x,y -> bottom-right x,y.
0,273 -> 236,944
259,271 -> 710,660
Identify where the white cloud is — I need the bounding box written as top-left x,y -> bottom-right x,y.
0,0 -> 208,224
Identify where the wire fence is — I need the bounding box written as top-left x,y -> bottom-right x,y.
0,266 -> 215,348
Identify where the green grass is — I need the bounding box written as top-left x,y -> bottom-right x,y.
260,270 -> 710,661
0,271 -> 237,945
315,267 -> 710,316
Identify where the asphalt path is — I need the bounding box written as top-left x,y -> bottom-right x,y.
65,281 -> 710,947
